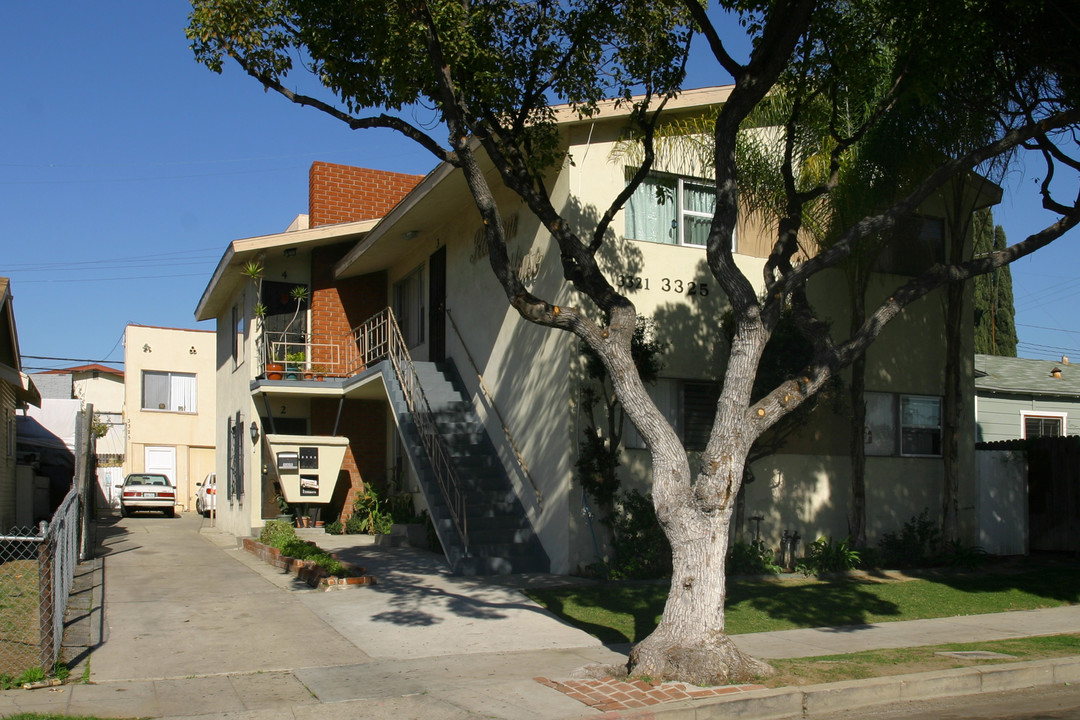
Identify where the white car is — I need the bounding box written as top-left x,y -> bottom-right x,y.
116,474 -> 176,518
195,472 -> 217,517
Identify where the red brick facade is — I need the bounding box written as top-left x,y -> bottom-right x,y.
312,398 -> 387,521
309,242 -> 387,351
304,161 -> 419,521
308,162 -> 424,228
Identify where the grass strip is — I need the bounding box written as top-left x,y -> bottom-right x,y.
524,562 -> 1080,645
762,633 -> 1080,687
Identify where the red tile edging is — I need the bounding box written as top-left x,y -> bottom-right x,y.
242,537 -> 376,589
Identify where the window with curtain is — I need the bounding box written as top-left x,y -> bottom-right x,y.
624,171 -> 722,248
142,371 -> 197,413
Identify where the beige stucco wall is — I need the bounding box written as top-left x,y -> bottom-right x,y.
210,275 -> 269,538
123,325 -> 217,511
0,379 -> 15,530
73,372 -> 124,413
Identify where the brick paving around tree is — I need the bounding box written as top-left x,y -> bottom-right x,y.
534,675 -> 766,712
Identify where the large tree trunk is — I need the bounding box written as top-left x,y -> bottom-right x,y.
848,278 -> 868,547
628,457 -> 773,685
626,327 -> 774,685
941,275 -> 965,543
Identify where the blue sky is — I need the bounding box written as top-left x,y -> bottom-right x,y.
3,2 -> 1078,372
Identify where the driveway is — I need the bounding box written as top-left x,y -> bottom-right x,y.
90,511 -> 372,681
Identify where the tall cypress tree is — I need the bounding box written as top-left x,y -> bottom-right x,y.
973,209 -> 1018,356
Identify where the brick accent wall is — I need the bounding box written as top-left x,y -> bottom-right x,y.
309,242 -> 387,371
312,398 -> 386,522
308,162 -> 424,228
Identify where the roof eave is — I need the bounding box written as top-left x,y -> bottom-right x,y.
195,219 -> 380,321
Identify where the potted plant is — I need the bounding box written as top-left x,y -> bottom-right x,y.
284,350 -> 305,380
274,493 -> 294,526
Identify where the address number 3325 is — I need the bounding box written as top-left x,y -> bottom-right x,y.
614,275 -> 710,297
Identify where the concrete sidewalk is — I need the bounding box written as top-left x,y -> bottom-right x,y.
0,512 -> 1077,720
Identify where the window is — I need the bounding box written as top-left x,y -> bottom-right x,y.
900,395 -> 942,456
876,216 -> 945,276
865,392 -> 942,457
1022,413 -> 1065,438
226,413 -> 244,500
142,371 -> 197,413
624,378 -> 720,451
232,303 -> 245,369
394,264 -> 425,348
625,172 -> 720,248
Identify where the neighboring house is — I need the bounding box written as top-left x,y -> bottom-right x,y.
975,354 -> 1080,441
196,87 -> 997,574
32,364 -> 126,461
123,325 -> 216,512
0,278 -> 42,530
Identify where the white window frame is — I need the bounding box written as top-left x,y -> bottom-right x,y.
1020,411 -> 1067,439
625,171 -> 735,250
899,394 -> 943,458
142,371 -> 198,414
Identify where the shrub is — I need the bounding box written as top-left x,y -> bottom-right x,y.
876,509 -> 940,568
727,540 -> 782,576
259,519 -> 296,547
324,520 -> 344,535
344,515 -> 368,534
870,510 -> 987,570
348,487 -> 394,534
608,489 -> 671,579
796,536 -> 860,576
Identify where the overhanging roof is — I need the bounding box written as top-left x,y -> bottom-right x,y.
975,353 -> 1080,398
195,219 -> 380,321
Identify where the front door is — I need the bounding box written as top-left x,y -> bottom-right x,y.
428,245 -> 447,363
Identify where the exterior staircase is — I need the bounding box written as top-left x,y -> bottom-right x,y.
381,360 -> 550,575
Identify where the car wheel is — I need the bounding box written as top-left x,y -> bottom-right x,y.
164,507 -> 175,518
120,505 -> 128,518
196,499 -> 203,515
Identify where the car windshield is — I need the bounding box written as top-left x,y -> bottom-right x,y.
127,475 -> 170,486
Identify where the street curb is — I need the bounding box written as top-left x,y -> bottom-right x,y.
587,655 -> 1080,719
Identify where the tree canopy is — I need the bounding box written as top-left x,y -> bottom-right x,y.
973,211 -> 1018,356
189,0 -> 1080,685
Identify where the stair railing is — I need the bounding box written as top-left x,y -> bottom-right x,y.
445,306 -> 543,509
351,308 -> 469,553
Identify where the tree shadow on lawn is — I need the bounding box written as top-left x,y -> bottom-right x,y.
912,560 -> 1080,604
530,579 -> 904,644
726,580 -> 901,634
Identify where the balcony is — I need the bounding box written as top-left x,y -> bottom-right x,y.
255,308 -> 395,383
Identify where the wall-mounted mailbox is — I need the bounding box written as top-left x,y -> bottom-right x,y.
299,447 -> 319,469
265,434 -> 348,504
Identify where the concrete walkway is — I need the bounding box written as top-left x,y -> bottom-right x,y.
0,511 -> 1077,720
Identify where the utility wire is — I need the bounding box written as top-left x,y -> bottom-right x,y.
22,354 -> 125,365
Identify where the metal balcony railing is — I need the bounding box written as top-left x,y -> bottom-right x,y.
256,310 -> 469,552
354,309 -> 469,552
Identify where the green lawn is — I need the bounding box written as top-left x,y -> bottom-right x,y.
525,560 -> 1080,645
765,633 -> 1080,687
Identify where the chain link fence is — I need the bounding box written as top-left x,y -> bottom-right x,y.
0,486 -> 81,677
